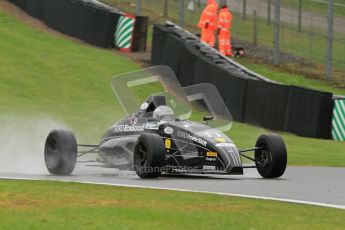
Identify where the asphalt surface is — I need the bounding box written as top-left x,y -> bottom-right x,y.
1,164 -> 345,209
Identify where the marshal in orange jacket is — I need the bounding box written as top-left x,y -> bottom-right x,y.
198,0 -> 218,47
218,6 -> 233,56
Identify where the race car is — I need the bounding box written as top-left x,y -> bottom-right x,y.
44,66 -> 287,179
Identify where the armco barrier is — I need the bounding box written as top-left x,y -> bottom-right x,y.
151,24 -> 334,138
285,86 -> 333,138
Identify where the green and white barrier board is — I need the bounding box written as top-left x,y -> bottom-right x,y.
114,14 -> 135,52
332,98 -> 345,141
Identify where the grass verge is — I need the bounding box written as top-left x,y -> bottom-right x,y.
0,180 -> 344,230
0,9 -> 138,142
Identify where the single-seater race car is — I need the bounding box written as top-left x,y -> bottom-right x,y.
44,66 -> 287,179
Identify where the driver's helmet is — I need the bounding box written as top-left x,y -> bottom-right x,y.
153,106 -> 175,122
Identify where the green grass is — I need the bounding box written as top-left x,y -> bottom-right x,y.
236,58 -> 345,96
0,10 -> 138,142
282,0 -> 345,18
229,122 -> 345,167
231,15 -> 345,70
0,180 -> 344,230
0,8 -> 345,166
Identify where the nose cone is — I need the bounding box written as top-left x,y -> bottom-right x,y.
215,143 -> 243,174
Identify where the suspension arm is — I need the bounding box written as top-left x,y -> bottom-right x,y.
239,146 -> 263,153
77,145 -> 99,158
240,152 -> 264,166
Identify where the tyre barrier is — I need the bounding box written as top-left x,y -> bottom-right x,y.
8,0 -> 27,9
9,0 -> 120,48
132,16 -> 148,52
26,0 -> 46,20
152,23 -> 334,139
8,0 -> 125,48
285,86 -> 334,138
244,80 -> 290,131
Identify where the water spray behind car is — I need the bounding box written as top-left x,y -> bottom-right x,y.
0,115 -> 68,174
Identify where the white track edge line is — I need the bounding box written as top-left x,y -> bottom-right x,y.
1,176 -> 344,210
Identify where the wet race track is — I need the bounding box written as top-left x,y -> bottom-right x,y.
1,164 -> 345,210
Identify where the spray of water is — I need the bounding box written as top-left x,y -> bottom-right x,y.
0,114 -> 68,174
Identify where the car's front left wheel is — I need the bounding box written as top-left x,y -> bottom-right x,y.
134,133 -> 165,178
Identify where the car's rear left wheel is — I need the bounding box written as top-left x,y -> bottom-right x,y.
44,129 -> 77,175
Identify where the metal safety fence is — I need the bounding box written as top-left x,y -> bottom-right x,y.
101,0 -> 345,83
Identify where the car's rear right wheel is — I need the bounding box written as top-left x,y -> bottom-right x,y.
134,133 -> 165,178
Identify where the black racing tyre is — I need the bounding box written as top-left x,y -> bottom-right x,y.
134,133 -> 165,178
44,129 -> 77,175
255,134 -> 287,178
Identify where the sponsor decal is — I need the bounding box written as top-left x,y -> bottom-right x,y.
206,151 -> 218,157
216,143 -> 236,147
203,165 -> 216,170
144,123 -> 159,130
214,137 -> 226,143
164,126 -> 174,134
177,131 -> 207,147
113,125 -> 144,133
111,157 -> 129,166
165,139 -> 172,150
205,157 -> 217,161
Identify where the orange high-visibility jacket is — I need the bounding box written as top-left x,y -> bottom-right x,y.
218,7 -> 232,30
198,0 -> 218,30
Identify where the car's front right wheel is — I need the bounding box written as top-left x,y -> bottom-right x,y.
255,134 -> 287,178
134,133 -> 165,178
